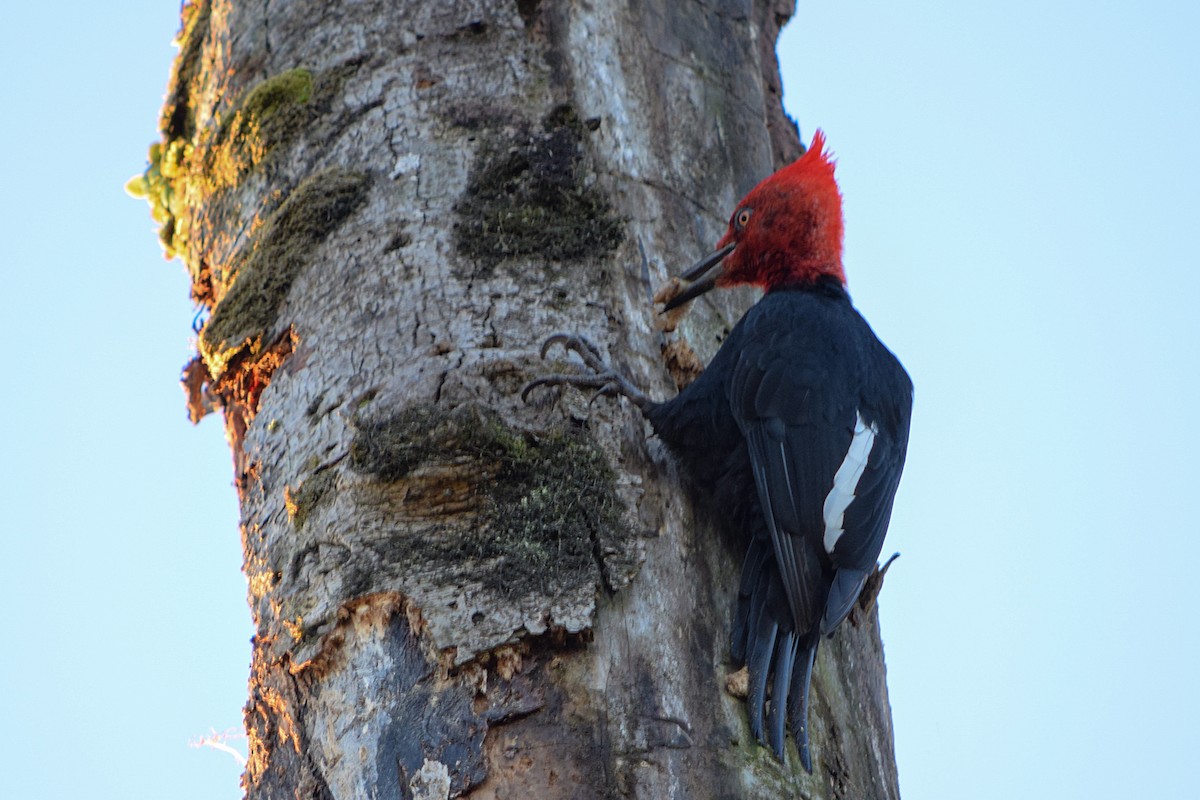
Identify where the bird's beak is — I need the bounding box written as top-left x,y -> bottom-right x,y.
662,243 -> 735,312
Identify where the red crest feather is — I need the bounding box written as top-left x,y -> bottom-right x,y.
717,130 -> 846,289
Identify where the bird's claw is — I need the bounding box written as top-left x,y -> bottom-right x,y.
537,333 -> 608,371
522,333 -> 649,408
587,384 -> 620,407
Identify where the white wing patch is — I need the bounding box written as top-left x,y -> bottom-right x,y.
823,411 -> 878,554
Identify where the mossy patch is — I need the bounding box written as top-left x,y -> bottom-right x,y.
128,65 -> 314,261
131,58 -> 357,263
351,405 -> 526,481
161,0 -> 212,143
192,68 -> 314,193
200,168 -> 369,377
242,69 -> 314,120
453,106 -> 624,271
729,739 -> 810,797
351,406 -> 628,596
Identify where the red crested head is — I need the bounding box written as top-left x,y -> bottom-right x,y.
661,131 -> 848,312
716,130 -> 845,289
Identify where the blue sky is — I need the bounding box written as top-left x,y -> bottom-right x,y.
783,3 -> 1200,797
0,3 -> 1196,798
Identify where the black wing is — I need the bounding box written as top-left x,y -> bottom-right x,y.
820,407 -> 909,631
729,302 -> 910,634
729,322 -> 853,636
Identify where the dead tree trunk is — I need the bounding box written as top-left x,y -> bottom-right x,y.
135,1 -> 900,797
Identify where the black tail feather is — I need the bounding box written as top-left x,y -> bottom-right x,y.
787,636 -> 819,773
731,533 -> 772,665
733,527 -> 823,770
767,631 -> 798,758
746,616 -> 777,742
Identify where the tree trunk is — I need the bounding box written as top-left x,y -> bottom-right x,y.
139,1 -> 900,797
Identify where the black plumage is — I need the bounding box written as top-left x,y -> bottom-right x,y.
644,278 -> 912,769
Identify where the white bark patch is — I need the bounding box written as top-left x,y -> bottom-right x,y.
823,412 -> 878,554
409,759 -> 450,800
390,152 -> 420,179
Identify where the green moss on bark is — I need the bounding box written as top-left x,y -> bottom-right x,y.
125,138 -> 191,257
454,106 -> 624,271
130,59 -> 355,263
199,68 -> 315,192
200,168 -> 370,376
351,406 -> 628,597
127,0 -> 213,260
237,69 -> 314,126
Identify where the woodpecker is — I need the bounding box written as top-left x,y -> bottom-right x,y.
524,131 -> 912,771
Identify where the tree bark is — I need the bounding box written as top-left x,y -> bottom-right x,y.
139,1 -> 900,797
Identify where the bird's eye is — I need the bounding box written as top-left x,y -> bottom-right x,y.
734,208 -> 752,230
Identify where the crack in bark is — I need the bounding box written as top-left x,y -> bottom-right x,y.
287,669 -> 336,800
263,0 -> 272,55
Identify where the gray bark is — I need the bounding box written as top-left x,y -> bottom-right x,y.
142,1 -> 900,797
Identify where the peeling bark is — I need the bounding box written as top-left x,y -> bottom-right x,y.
139,1 -> 901,797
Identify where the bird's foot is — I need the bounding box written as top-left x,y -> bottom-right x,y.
521,333 -> 649,409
